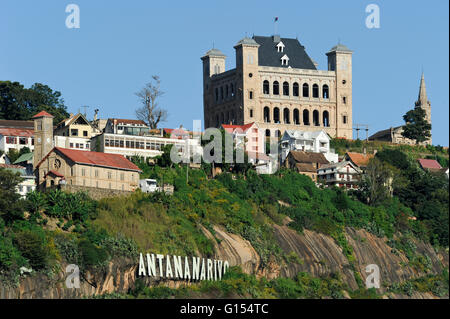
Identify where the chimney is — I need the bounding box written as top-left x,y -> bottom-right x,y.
273,35 -> 281,43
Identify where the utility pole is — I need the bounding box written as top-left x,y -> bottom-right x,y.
353,124 -> 369,141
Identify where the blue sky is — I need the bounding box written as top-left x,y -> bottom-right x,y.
1,0 -> 448,145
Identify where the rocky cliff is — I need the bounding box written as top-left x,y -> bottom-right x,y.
1,224 -> 448,299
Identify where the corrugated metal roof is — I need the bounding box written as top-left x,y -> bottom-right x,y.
0,128 -> 34,137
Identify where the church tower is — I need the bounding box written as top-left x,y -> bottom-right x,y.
32,111 -> 54,169
415,73 -> 431,123
326,44 -> 353,139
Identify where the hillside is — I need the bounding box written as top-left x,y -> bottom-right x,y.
0,147 -> 448,299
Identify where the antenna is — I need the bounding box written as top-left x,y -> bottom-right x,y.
80,105 -> 89,118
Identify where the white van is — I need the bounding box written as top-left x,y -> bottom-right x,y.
139,179 -> 158,193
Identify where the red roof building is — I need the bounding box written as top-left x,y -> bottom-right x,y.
32,111 -> 54,118
35,147 -> 141,192
418,158 -> 442,172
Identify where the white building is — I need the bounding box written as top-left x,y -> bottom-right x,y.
0,127 -> 34,154
280,130 -> 338,163
0,164 -> 36,197
317,160 -> 361,189
91,132 -> 202,160
222,122 -> 265,155
53,135 -> 91,151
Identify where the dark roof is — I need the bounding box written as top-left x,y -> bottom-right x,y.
295,163 -> 317,173
368,126 -> 403,140
0,120 -> 34,129
288,151 -> 329,164
252,35 -> 316,70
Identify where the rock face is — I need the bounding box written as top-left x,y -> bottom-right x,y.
1,225 -> 448,299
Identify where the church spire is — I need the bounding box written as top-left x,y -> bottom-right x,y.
417,72 -> 428,106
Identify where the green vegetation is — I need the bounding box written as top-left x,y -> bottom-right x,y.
0,81 -> 69,124
402,107 -> 432,145
0,141 -> 448,298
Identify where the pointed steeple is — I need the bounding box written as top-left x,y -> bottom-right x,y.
417,72 -> 428,106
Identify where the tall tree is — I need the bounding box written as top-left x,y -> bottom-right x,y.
135,76 -> 168,129
0,81 -> 69,124
401,107 -> 431,144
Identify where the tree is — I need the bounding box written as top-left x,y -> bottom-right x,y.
135,76 -> 168,129
0,167 -> 26,223
401,107 -> 431,144
0,81 -> 69,124
7,146 -> 31,164
358,158 -> 397,205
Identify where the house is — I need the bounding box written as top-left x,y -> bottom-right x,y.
417,158 -> 442,173
0,126 -> 34,154
35,147 -> 142,191
222,122 -> 264,155
0,163 -> 36,197
55,113 -> 99,139
247,151 -> 276,174
317,160 -> 362,189
104,118 -> 150,136
283,150 -> 329,181
13,152 -> 34,175
280,130 -> 338,163
344,152 -> 374,171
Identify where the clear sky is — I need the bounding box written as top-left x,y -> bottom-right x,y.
1,0 -> 448,145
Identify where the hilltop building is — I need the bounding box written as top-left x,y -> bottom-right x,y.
32,111 -> 141,192
279,130 -> 338,163
369,73 -> 432,145
202,34 -> 353,140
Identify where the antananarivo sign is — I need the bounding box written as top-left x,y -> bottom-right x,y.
138,253 -> 230,281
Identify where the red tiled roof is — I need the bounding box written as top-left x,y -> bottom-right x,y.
0,128 -> 34,137
164,128 -> 191,139
0,163 -> 25,169
32,111 -> 54,118
418,159 -> 442,170
45,170 -> 65,178
37,147 -> 142,172
345,152 -> 374,167
222,122 -> 255,133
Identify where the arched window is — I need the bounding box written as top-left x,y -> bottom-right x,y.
313,110 -> 320,126
231,83 -> 235,97
283,108 -> 290,124
273,107 -> 280,123
220,87 -> 224,100
293,82 -> 299,96
275,130 -> 281,138
264,107 -> 270,123
303,109 -> 310,125
220,113 -> 224,124
283,82 -> 289,96
225,85 -> 229,99
293,109 -> 300,125
231,110 -> 235,124
225,111 -> 229,124
263,80 -> 270,94
302,83 -> 309,97
323,111 -> 330,127
216,115 -> 219,127
323,85 -> 329,99
215,88 -> 219,101
265,129 -> 271,137
273,81 -> 279,95
312,84 -> 319,98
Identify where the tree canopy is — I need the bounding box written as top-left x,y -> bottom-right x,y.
401,107 -> 432,144
0,81 -> 69,124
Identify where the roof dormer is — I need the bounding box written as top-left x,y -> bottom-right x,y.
281,54 -> 289,66
276,41 -> 285,53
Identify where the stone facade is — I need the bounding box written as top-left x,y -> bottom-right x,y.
35,148 -> 140,192
202,35 -> 353,140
